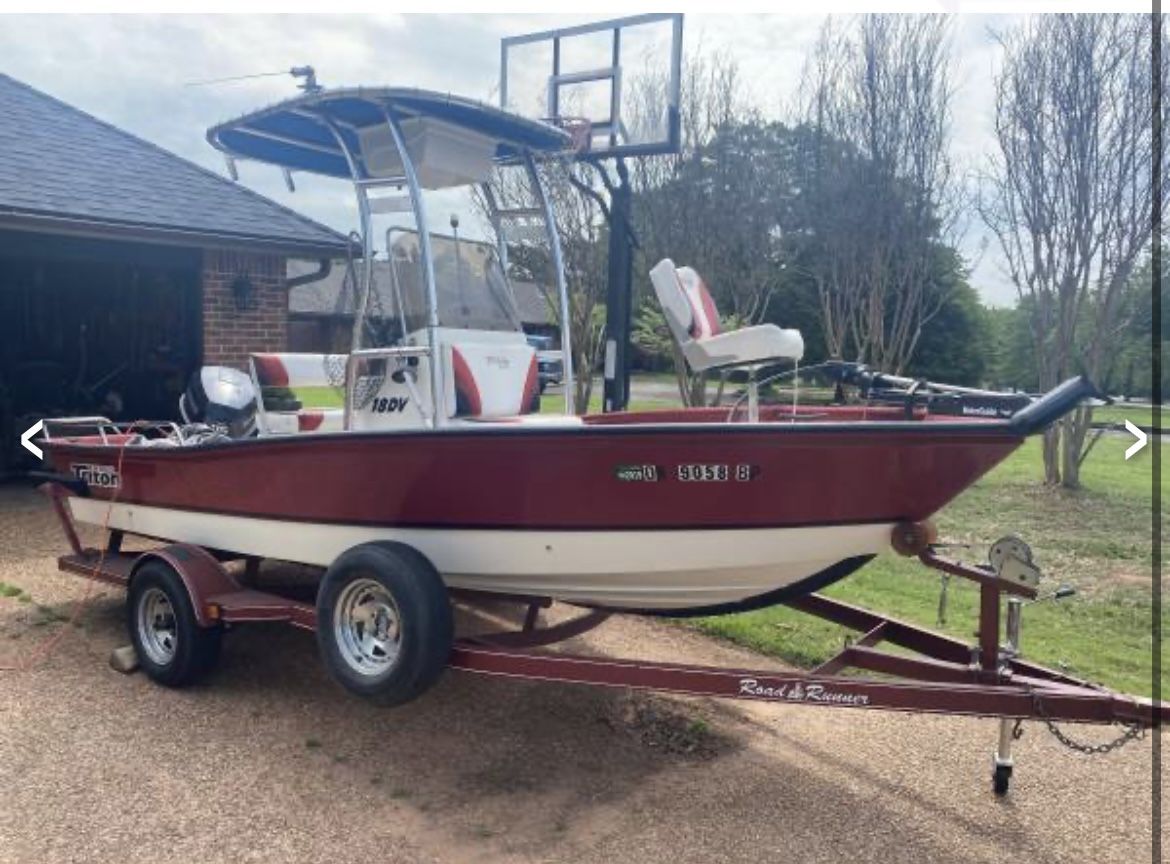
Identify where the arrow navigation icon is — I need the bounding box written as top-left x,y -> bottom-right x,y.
1124,419 -> 1147,461
20,420 -> 43,460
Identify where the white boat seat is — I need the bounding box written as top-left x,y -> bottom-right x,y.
443,341 -> 540,419
648,259 -> 804,373
249,353 -> 347,435
261,407 -> 346,434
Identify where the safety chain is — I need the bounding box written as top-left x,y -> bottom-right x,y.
1029,692 -> 1146,755
1041,717 -> 1145,755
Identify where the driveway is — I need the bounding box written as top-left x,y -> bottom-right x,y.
0,485 -> 1159,864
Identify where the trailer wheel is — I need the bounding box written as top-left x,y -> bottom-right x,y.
316,542 -> 453,706
128,561 -> 222,687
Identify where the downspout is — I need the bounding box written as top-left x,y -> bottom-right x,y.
286,258 -> 333,289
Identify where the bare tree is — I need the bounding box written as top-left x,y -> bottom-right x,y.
477,160 -> 609,414
980,14 -> 1163,486
796,14 -> 957,373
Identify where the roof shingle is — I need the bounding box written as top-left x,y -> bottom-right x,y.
0,73 -> 348,255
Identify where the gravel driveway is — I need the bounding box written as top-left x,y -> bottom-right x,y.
0,485 -> 1160,864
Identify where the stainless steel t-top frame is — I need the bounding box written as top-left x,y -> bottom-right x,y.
478,154 -> 575,408
206,89 -> 576,427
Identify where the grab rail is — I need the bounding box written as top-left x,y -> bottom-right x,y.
40,416 -> 118,444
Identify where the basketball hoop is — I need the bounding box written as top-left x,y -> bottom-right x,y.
551,116 -> 592,155
501,14 -> 681,161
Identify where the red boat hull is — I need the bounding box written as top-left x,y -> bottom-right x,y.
45,420 -> 1019,531
42,415 -> 1022,611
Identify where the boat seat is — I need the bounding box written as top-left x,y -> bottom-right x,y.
249,353 -> 347,435
648,259 -> 804,373
443,341 -> 539,419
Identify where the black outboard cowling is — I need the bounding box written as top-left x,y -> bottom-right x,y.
179,367 -> 258,438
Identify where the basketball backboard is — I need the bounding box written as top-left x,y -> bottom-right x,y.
501,13 -> 683,160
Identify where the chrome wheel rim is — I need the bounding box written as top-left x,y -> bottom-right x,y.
137,587 -> 177,666
334,578 -> 402,677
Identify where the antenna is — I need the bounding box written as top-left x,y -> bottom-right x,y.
185,66 -> 322,93
290,66 -> 322,93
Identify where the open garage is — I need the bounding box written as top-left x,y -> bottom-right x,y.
0,72 -> 348,473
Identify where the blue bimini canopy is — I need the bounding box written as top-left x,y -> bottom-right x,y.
206,87 -> 571,185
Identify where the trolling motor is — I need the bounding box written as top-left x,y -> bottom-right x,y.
822,361 -> 1035,419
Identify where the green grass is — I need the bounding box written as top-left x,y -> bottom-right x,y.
697,436 -> 1165,698
1091,403 -> 1166,428
0,581 -> 31,603
293,386 -> 345,409
538,391 -> 667,415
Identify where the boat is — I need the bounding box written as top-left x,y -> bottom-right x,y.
29,29 -> 1163,796
38,86 -> 1096,616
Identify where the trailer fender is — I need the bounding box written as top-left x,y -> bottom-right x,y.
129,544 -> 240,628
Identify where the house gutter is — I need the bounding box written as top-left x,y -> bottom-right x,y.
0,208 -> 350,260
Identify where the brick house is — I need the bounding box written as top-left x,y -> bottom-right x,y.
0,73 -> 349,470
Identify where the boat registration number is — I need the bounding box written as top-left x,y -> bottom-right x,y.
677,464 -> 757,482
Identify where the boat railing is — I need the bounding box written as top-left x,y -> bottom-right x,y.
40,416 -> 119,444
39,417 -> 185,446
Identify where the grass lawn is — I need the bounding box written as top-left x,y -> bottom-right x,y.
1091,403 -> 1166,428
293,386 -> 346,408
697,436 -> 1165,698
537,391 -> 667,415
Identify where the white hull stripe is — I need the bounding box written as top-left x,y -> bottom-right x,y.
68,499 -> 893,610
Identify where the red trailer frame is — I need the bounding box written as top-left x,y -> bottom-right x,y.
43,482 -> 1164,795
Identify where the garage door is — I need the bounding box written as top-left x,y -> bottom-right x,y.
0,231 -> 201,474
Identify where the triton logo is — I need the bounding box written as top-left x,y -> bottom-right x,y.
738,678 -> 870,706
72,463 -> 121,490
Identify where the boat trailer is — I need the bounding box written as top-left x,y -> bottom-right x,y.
42,482 -> 1164,797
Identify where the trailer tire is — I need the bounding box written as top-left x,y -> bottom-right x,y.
316,542 -> 453,707
128,561 -> 222,687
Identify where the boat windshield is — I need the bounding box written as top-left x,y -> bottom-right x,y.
388,230 -> 523,335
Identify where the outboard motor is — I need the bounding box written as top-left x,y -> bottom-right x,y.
179,367 -> 258,438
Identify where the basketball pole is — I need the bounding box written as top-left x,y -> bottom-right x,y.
602,157 -> 634,413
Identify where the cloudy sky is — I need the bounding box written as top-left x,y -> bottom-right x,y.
0,13 -> 1023,304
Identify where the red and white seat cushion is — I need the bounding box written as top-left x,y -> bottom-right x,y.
675,267 -> 722,340
444,342 -> 539,419
249,353 -> 345,434
648,259 -> 804,373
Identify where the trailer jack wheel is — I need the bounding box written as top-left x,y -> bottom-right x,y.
993,762 -> 1013,797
